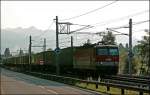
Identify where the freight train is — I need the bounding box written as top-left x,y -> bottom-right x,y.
3,45 -> 119,78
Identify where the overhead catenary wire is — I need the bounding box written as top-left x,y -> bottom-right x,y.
108,24 -> 129,30
61,10 -> 148,34
73,33 -> 139,47
67,10 -> 149,34
48,9 -> 149,42
90,10 -> 149,26
60,0 -> 118,21
57,19 -> 149,48
132,29 -> 148,32
133,20 -> 150,25
71,23 -> 93,27
73,25 -> 146,41
73,10 -> 149,31
70,25 -> 93,34
85,10 -> 149,30
106,19 -> 149,30
30,9 -> 148,52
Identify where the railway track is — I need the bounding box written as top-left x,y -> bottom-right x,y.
117,74 -> 150,80
104,75 -> 150,85
25,71 -> 150,95
1,66 -> 150,95
102,74 -> 150,92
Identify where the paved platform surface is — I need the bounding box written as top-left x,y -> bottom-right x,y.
0,68 -> 101,95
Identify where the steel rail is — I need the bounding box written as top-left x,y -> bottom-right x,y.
1,66 -> 150,95
24,71 -> 150,94
104,75 -> 150,85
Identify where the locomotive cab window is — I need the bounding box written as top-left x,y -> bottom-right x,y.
96,48 -> 108,55
109,48 -> 118,55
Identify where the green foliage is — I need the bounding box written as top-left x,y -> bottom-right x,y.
119,43 -> 139,74
119,29 -> 149,75
102,31 -> 116,45
137,30 -> 149,58
138,34 -> 149,56
83,39 -> 93,47
47,48 -> 53,51
137,29 -> 150,75
19,49 -> 24,56
4,48 -> 11,57
118,44 -> 128,74
123,56 -> 139,74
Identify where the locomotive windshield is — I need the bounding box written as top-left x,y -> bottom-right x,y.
96,48 -> 108,55
109,48 -> 119,55
96,47 -> 118,55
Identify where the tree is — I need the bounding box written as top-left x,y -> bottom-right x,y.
4,48 -> 11,58
102,31 -> 116,45
83,39 -> 92,47
19,49 -> 24,56
119,43 -> 124,49
138,29 -> 149,57
119,43 -> 138,74
122,56 -> 138,74
125,43 -> 128,48
47,48 -> 53,51
118,43 -> 127,74
137,29 -> 150,75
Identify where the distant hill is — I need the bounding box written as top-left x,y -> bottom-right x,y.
1,26 -> 55,54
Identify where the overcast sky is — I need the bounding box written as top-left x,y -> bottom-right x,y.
1,1 -> 149,52
2,1 -> 149,28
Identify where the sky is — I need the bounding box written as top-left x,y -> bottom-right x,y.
1,1 -> 149,53
2,1 -> 149,29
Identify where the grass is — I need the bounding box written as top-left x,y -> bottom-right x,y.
75,82 -> 149,95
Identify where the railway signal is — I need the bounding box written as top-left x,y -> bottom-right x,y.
54,47 -> 61,54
